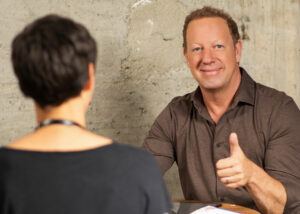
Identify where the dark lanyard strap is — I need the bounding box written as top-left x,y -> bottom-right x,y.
36,119 -> 84,130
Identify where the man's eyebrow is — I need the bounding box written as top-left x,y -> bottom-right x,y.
213,40 -> 225,44
191,43 -> 202,46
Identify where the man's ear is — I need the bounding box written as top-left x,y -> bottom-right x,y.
235,40 -> 242,64
183,47 -> 190,67
84,62 -> 95,91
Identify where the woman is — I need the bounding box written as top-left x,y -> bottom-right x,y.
0,14 -> 171,214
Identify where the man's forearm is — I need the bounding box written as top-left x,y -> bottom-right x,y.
216,133 -> 288,213
246,163 -> 287,214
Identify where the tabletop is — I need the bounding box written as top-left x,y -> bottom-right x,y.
172,200 -> 260,214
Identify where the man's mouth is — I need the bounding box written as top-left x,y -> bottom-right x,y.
200,68 -> 221,72
200,68 -> 222,74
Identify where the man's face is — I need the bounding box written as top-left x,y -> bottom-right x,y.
184,17 -> 242,92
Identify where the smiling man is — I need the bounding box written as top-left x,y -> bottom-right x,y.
143,6 -> 300,213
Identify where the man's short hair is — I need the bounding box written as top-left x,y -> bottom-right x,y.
182,6 -> 240,49
11,14 -> 97,108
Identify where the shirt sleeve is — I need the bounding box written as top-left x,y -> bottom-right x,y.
264,96 -> 300,213
143,103 -> 176,174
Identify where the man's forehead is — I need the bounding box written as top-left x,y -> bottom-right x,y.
186,17 -> 231,40
187,17 -> 229,31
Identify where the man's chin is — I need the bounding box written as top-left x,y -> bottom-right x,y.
198,81 -> 224,92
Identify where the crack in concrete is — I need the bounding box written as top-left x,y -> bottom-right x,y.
152,32 -> 175,41
132,0 -> 152,9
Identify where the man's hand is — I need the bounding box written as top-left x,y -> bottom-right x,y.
216,132 -> 255,188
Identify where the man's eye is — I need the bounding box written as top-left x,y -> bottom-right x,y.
193,47 -> 201,52
215,45 -> 223,49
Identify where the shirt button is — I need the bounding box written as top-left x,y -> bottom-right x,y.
216,142 -> 223,148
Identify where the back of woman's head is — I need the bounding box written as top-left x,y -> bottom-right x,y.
11,14 -> 97,108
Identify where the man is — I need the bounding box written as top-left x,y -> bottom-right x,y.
143,6 -> 300,213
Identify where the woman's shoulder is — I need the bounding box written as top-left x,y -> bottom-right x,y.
111,142 -> 157,164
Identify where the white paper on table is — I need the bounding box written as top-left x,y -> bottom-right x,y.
190,205 -> 240,214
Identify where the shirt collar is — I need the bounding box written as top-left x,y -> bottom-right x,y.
191,67 -> 256,113
232,67 -> 255,106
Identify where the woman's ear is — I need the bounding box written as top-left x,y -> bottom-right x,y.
84,62 -> 95,91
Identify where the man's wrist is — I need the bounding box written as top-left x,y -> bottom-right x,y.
245,159 -> 259,187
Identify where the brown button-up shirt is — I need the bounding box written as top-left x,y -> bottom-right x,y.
143,68 -> 300,212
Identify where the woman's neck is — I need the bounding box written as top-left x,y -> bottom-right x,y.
35,97 -> 87,128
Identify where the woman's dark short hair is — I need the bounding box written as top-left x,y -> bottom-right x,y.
11,14 -> 97,108
182,6 -> 240,49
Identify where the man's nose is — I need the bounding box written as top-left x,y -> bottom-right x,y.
202,49 -> 214,64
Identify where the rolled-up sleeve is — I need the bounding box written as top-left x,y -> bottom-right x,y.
265,97 -> 300,213
143,103 -> 176,174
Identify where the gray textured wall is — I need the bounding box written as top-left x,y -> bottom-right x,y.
1,0 -> 299,199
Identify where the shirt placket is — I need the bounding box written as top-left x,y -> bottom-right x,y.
210,115 -> 231,202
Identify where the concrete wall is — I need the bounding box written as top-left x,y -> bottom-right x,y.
1,0 -> 299,199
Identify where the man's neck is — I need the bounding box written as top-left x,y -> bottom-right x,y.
201,69 -> 241,124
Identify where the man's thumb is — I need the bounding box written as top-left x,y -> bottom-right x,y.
229,132 -> 240,157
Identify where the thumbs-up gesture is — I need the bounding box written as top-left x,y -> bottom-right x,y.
216,132 -> 254,188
